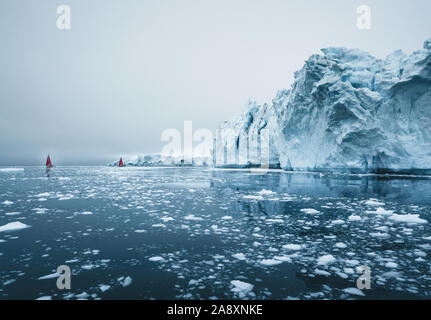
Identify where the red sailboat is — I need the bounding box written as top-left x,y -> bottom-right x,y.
118,157 -> 125,167
46,155 -> 53,168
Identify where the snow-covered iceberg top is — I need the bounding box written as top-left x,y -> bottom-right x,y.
214,38 -> 431,173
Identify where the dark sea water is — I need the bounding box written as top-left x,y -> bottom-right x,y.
1,166 -> 431,300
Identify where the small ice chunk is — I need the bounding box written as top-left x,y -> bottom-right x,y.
385,262 -> 398,269
314,269 -> 331,276
335,242 -> 347,249
149,256 -> 166,262
259,259 -> 283,266
257,189 -> 276,196
282,244 -> 302,251
389,214 -> 427,224
75,292 -> 90,299
161,217 -> 174,222
121,276 -> 132,287
365,207 -> 393,215
348,215 -> 361,221
184,215 -> 204,221
317,254 -> 336,266
5,212 -> 21,216
274,256 -> 291,262
221,216 -> 233,220
99,284 -> 111,292
81,211 -> 93,215
36,296 -> 52,300
0,222 -> 30,232
266,219 -> 284,223
2,201 -> 13,205
37,273 -> 60,280
343,288 -> 365,296
230,280 -> 254,298
364,199 -> 385,206
81,264 -> 96,270
0,168 -> 24,172
331,219 -> 345,225
300,208 -> 320,214
232,253 -> 246,261
152,223 -> 166,228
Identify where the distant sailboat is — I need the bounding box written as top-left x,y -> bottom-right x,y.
118,157 -> 125,167
46,155 -> 53,177
46,155 -> 53,168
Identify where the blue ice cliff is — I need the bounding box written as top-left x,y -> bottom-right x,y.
214,38 -> 431,174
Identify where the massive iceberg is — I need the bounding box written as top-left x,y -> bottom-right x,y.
214,38 -> 431,174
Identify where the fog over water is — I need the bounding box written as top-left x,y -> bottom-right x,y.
1,0 -> 430,165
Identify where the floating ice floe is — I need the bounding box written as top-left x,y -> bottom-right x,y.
230,280 -> 254,298
370,232 -> 390,238
0,221 -> 30,232
75,292 -> 90,299
5,212 -> 21,216
385,262 -> 398,268
232,253 -> 246,261
149,256 -> 166,262
184,215 -> 204,221
80,211 -> 93,215
331,219 -> 345,225
343,288 -> 365,296
266,218 -> 284,224
161,217 -> 174,222
82,264 -> 96,270
257,189 -> 276,196
314,269 -> 331,276
121,276 -> 132,287
36,296 -> 52,300
152,223 -> 166,228
335,243 -> 347,249
243,195 -> 264,201
365,207 -> 393,215
348,215 -> 361,221
0,168 -> 24,172
317,254 -> 336,266
37,272 -> 60,280
99,284 -> 111,292
282,244 -> 302,251
221,216 -> 233,220
364,199 -> 385,206
274,255 -> 292,262
33,208 -> 48,214
2,201 -> 13,205
35,192 -> 51,198
388,214 -> 428,224
300,208 -> 320,214
260,259 -> 283,266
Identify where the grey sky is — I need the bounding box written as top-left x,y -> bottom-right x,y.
1,0 -> 430,165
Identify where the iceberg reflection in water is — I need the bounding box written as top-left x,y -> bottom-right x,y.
0,166 -> 430,300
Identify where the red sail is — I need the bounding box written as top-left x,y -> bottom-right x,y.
46,155 -> 52,167
119,157 -> 124,167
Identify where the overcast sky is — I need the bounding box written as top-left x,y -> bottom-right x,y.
1,0 -> 430,165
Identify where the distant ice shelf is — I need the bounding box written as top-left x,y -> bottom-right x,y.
109,154 -> 212,167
